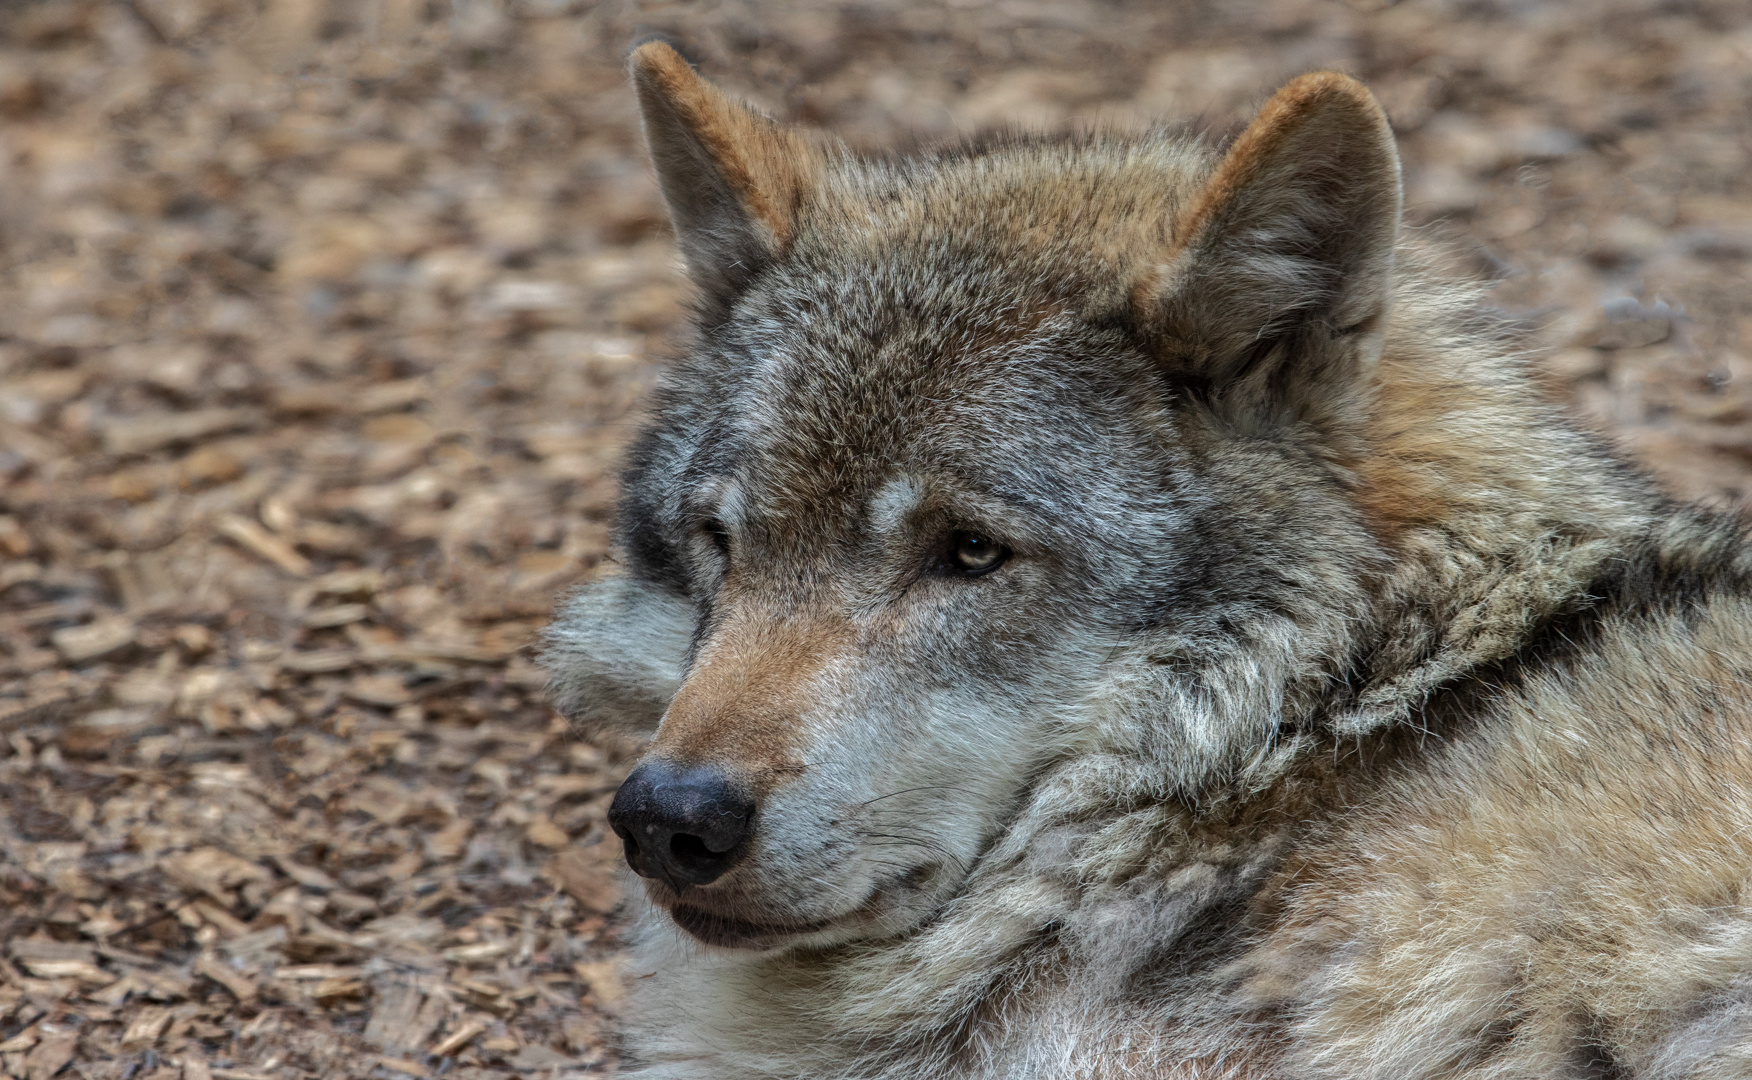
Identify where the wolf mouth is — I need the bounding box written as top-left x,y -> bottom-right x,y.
667,903 -> 837,949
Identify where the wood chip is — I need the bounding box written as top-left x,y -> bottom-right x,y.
100,408 -> 255,455
121,1005 -> 174,1047
524,814 -> 570,849
306,568 -> 385,597
193,955 -> 258,1001
279,648 -> 357,673
96,942 -> 162,967
544,845 -> 623,915
272,856 -> 340,891
88,970 -> 150,1005
24,1030 -> 76,1080
221,926 -> 288,967
0,1026 -> 38,1054
49,616 -> 136,664
10,938 -> 96,964
514,1045 -> 585,1070
312,976 -> 368,1003
430,1018 -> 487,1057
573,960 -> 624,1006
450,978 -> 515,1017
275,964 -> 360,981
214,513 -> 313,576
303,602 -> 370,628
442,940 -> 511,965
161,849 -> 270,908
344,673 -> 412,707
0,561 -> 42,590
275,384 -> 350,415
363,978 -> 444,1053
17,958 -> 111,985
356,378 -> 431,414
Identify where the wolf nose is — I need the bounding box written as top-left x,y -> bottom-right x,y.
608,761 -> 755,888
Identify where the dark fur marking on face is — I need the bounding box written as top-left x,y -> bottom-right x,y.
616,420 -> 691,596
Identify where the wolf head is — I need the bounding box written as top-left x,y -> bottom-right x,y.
545,43 -> 1584,952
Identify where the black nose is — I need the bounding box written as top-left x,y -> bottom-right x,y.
607,761 -> 755,888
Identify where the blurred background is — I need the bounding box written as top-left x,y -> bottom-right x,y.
2,0 -> 1750,1077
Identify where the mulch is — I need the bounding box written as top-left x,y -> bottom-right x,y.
2,0 -> 1750,1077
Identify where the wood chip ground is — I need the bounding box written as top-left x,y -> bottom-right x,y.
3,0 -> 1751,1077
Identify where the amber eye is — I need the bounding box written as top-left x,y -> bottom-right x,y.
950,532 -> 1008,576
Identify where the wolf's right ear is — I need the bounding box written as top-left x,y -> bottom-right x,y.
1135,72 -> 1401,417
630,42 -> 826,322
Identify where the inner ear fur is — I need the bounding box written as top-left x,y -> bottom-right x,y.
1137,72 -> 1403,406
629,41 -> 829,321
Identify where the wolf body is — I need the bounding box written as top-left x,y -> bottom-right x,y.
543,43 -> 1752,1079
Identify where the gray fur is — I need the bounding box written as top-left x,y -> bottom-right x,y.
541,52 -> 1752,1078
544,571 -> 693,733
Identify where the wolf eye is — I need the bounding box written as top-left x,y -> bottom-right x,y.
949,532 -> 1008,576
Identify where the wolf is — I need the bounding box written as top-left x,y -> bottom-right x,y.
542,40 -> 1752,1079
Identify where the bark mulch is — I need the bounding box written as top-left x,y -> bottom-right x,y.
2,0 -> 1750,1077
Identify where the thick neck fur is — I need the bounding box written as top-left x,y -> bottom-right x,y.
1334,259 -> 1660,738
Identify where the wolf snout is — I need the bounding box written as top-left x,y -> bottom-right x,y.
608,761 -> 756,888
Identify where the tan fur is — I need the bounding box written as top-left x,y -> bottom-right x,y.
1238,596 -> 1752,1078
1174,72 -> 1392,247
543,50 -> 1752,1079
628,42 -> 826,302
651,604 -> 849,787
1140,71 -> 1397,319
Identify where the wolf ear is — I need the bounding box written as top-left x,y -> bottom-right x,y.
1136,72 -> 1401,409
629,41 -> 825,321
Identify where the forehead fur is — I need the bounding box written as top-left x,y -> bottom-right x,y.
687,135 -> 1220,522
799,134 -> 1217,305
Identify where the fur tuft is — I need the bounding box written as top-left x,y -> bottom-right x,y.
542,572 -> 693,735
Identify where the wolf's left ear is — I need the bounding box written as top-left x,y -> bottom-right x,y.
1136,72 -> 1401,406
630,41 -> 827,323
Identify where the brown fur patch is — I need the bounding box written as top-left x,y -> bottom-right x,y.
1350,362 -> 1484,540
1132,72 -> 1393,317
649,604 -> 852,791
629,41 -> 821,247
1173,73 -> 1387,258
